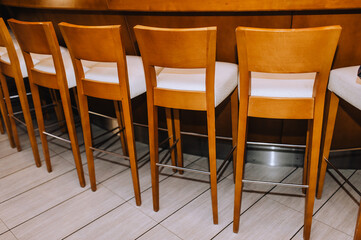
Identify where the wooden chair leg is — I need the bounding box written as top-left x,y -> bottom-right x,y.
14,74 -> 41,167
121,97 -> 141,206
72,88 -> 80,114
233,105 -> 248,233
0,74 -> 20,150
114,100 -> 128,157
302,120 -> 312,194
317,92 -> 339,199
207,107 -> 218,224
49,89 -> 65,131
77,92 -> 96,191
354,200 -> 361,240
304,114 -> 322,240
148,101 -> 159,211
31,84 -> 52,172
59,87 -> 85,188
165,108 -> 177,173
230,89 -> 238,180
0,110 -> 4,134
173,109 -> 183,174
0,80 -> 15,147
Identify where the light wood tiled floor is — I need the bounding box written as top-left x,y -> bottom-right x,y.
0,125 -> 359,240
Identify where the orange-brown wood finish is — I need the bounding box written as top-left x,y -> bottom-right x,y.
0,18 -> 41,166
355,201 -> 361,240
8,18 -> 85,187
135,25 -> 237,224
1,0 -> 361,11
316,91 -> 339,199
233,26 -> 341,240
59,22 -> 141,205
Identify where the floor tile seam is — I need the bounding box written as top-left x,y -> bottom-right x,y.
159,223 -> 185,240
312,169 -> 358,218
98,155 -> 208,209
60,200 -> 129,240
0,167 -> 78,205
316,218 -> 355,238
0,230 -> 19,240
289,225 -> 303,239
210,167 -> 299,239
0,218 -> 10,235
263,194 -> 305,214
0,162 -> 44,180
134,222 -> 162,240
151,167 -> 236,228
127,164 -> 232,226
7,186 -> 92,232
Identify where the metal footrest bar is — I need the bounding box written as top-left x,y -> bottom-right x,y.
43,131 -> 71,144
242,179 -> 308,188
134,122 -> 306,150
92,126 -> 123,142
93,129 -> 122,149
90,146 -> 130,160
217,146 -> 236,179
247,141 -> 306,149
156,163 -> 211,175
324,157 -> 361,196
88,110 -> 116,120
11,115 -> 26,127
330,147 -> 361,153
8,92 -> 32,100
13,102 -> 55,116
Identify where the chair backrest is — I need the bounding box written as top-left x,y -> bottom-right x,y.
59,22 -> 128,87
0,18 -> 22,79
8,18 -> 67,89
134,25 -> 217,107
236,26 -> 342,100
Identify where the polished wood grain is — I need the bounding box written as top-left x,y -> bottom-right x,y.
2,0 -> 361,11
135,25 -> 238,224
233,26 -> 341,240
8,18 -> 85,187
0,18 -> 41,166
59,22 -> 141,205
316,91 -> 339,199
355,200 -> 361,240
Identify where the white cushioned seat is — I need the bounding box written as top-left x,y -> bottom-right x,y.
328,66 -> 361,110
156,61 -> 238,107
250,72 -> 316,98
0,48 -> 53,78
33,47 -> 97,88
84,55 -> 153,99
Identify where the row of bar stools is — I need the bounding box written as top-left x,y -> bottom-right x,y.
0,18 -> 349,240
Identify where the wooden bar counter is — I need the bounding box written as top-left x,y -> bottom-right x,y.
1,0 -> 361,152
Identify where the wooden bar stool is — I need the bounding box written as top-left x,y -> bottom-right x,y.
317,66 -> 361,198
315,66 -> 361,240
8,19 -> 86,187
134,25 -> 238,224
233,26 -> 341,240
0,18 -> 42,166
59,22 -> 153,206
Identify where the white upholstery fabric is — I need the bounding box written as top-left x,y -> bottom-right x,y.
250,72 -> 316,98
0,48 -> 53,78
33,47 -> 96,88
84,55 -> 149,99
156,62 -> 238,107
328,66 -> 361,110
